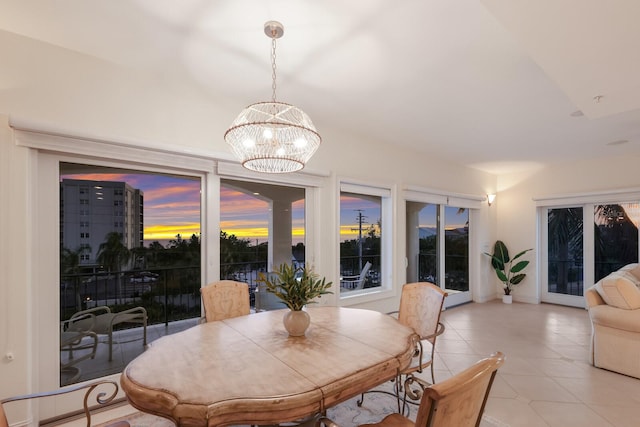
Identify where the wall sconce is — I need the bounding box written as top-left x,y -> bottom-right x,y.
487,194 -> 496,206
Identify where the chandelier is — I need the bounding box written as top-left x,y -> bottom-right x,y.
224,21 -> 322,174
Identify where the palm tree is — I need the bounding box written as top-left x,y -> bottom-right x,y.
547,208 -> 583,293
96,232 -> 131,300
61,246 -> 87,311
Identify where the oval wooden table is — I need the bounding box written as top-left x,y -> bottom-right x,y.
120,306 -> 418,427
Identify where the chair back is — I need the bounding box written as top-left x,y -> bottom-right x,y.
1,404 -> 8,427
397,282 -> 447,342
353,262 -> 372,290
201,280 -> 250,322
414,352 -> 505,427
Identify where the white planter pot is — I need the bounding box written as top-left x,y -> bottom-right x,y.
502,294 -> 513,304
283,310 -> 310,336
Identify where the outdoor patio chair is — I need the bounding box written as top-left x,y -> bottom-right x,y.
255,280 -> 286,311
69,306 -> 147,361
340,261 -> 372,290
1,379 -> 130,427
60,313 -> 99,384
322,352 -> 505,427
200,280 -> 250,322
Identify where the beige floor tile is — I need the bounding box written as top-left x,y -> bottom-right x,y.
484,397 -> 550,427
530,401 -> 613,427
590,403 -> 640,427
553,377 -> 639,405
491,355 -> 546,377
500,373 -> 580,403
487,374 -> 518,399
434,338 -> 479,354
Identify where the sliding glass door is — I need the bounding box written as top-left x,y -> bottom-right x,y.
541,203 -> 639,307
406,201 -> 471,307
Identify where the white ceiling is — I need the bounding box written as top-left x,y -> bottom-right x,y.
2,0 -> 639,175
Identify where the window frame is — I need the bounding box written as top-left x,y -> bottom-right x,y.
16,127 -> 215,417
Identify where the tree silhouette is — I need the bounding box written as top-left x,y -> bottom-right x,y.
97,232 -> 131,300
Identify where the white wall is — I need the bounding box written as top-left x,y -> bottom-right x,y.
0,30 -> 500,413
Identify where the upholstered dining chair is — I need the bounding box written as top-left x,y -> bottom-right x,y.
396,282 -> 448,412
1,380 -> 130,427
201,280 -> 251,322
359,282 -> 447,413
324,352 -> 505,427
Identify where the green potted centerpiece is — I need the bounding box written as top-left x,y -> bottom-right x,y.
484,240 -> 532,303
257,263 -> 332,336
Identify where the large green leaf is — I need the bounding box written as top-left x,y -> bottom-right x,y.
510,260 -> 530,273
510,273 -> 526,285
495,268 -> 508,282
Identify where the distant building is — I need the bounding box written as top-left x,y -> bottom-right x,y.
60,179 -> 144,269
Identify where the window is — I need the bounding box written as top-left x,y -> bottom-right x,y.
60,163 -> 202,386
406,203 -> 470,293
219,178 -> 306,307
339,182 -> 392,296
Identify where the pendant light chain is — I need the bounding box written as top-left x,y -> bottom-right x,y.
271,36 -> 278,103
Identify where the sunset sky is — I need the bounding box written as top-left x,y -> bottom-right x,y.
61,171 -> 465,247
61,172 -> 312,245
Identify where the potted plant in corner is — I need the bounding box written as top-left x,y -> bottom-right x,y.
257,263 -> 333,336
484,240 -> 532,304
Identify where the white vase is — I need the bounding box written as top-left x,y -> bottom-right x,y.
283,310 -> 310,336
502,294 -> 512,304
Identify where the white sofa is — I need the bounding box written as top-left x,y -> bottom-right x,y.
585,263 -> 640,379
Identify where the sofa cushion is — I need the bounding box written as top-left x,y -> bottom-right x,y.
594,273 -> 640,310
618,269 -> 640,286
626,264 -> 640,282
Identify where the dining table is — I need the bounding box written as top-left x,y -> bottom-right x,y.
120,306 -> 418,427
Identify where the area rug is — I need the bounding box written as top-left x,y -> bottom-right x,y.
98,381 -> 508,427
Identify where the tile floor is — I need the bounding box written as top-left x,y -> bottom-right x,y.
429,300 -> 640,427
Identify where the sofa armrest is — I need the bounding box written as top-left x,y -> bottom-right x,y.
589,304 -> 640,333
585,287 -> 605,309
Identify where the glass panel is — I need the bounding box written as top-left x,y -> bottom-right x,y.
220,179 -> 305,308
547,207 -> 584,296
340,192 -> 382,293
594,203 -> 639,281
60,163 -> 201,386
444,206 -> 469,293
406,202 -> 439,284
